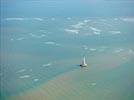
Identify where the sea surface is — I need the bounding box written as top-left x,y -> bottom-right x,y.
0,17 -> 134,100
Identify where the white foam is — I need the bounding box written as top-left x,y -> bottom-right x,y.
110,31 -> 121,35
90,27 -> 101,32
4,17 -> 45,21
34,79 -> 39,82
42,63 -> 52,67
19,75 -> 30,79
17,69 -> 26,73
91,82 -> 96,86
65,29 -> 79,34
89,48 -> 96,51
67,17 -> 71,20
114,18 -> 118,20
93,31 -> 101,35
33,18 -> 43,21
51,18 -> 55,21
84,47 -> 88,50
45,41 -> 55,45
16,37 -> 25,41
128,49 -> 134,54
114,48 -> 124,53
45,41 -> 60,46
71,22 -> 85,29
90,26 -> 101,35
5,18 -> 25,21
30,33 -> 46,38
83,19 -> 90,23
121,18 -> 134,22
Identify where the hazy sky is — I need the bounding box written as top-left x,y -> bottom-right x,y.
1,0 -> 134,17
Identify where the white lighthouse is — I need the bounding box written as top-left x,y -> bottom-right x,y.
80,56 -> 87,67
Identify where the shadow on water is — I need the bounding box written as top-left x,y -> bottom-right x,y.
75,64 -> 89,72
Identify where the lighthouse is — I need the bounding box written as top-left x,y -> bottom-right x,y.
80,56 -> 87,67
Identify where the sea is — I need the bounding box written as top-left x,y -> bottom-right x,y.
1,16 -> 134,100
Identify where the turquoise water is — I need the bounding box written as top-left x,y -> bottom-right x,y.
0,17 -> 134,99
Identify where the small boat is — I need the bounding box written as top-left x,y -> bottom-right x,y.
80,56 -> 87,67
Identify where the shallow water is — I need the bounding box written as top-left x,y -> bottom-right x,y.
9,51 -> 134,100
1,17 -> 134,100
